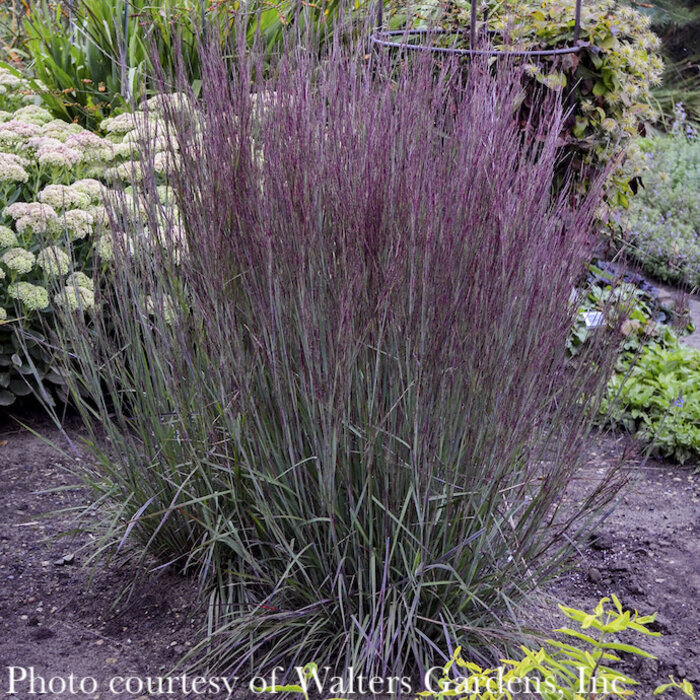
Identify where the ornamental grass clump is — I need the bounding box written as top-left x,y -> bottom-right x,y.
53,44 -> 624,680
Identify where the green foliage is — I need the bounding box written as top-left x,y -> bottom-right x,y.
625,0 -> 700,123
603,338 -> 700,464
18,0 -> 206,129
566,261 -> 698,465
618,113 -> 700,288
258,597 -> 696,699
418,596 -> 696,699
567,263 -> 682,357
388,0 -> 664,207
16,0 -> 372,131
239,0 -> 370,58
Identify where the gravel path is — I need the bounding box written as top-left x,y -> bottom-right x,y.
682,295 -> 700,351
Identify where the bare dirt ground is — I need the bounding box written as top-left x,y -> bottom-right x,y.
0,411 -> 202,700
0,410 -> 697,699
546,433 -> 699,694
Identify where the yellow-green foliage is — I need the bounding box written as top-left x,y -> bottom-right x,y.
260,597 -> 695,699
417,596 -> 691,699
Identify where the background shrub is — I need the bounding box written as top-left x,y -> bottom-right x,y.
603,339 -> 700,464
618,106 -> 700,289
386,0 -> 664,208
51,45 -> 624,679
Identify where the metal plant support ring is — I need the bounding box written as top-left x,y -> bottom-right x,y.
370,0 -> 587,58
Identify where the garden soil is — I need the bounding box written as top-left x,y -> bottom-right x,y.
0,410 -> 698,699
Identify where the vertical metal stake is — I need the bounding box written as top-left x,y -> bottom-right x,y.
121,0 -> 131,102
66,0 -> 76,41
573,0 -> 582,42
376,0 -> 384,30
469,0 -> 477,50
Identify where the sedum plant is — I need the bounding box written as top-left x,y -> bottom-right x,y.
0,67 -> 106,405
50,43 -> 624,679
0,65 -> 180,406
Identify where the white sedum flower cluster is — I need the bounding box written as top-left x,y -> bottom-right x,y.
0,73 -> 189,402
0,151 -> 30,184
37,142 -> 83,169
2,247 -> 35,274
0,68 -> 23,90
140,92 -> 191,114
39,184 -> 92,210
100,112 -> 142,135
4,201 -> 59,234
70,178 -> 107,202
37,246 -> 71,276
7,281 -> 49,311
60,209 -> 94,240
100,95 -> 183,188
66,271 -> 94,291
0,225 -> 17,248
12,105 -> 54,126
54,283 -> 95,311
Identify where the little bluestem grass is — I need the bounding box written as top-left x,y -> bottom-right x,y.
50,42 -> 625,681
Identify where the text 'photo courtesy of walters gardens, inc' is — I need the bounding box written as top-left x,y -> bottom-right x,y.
0,663 -> 654,698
